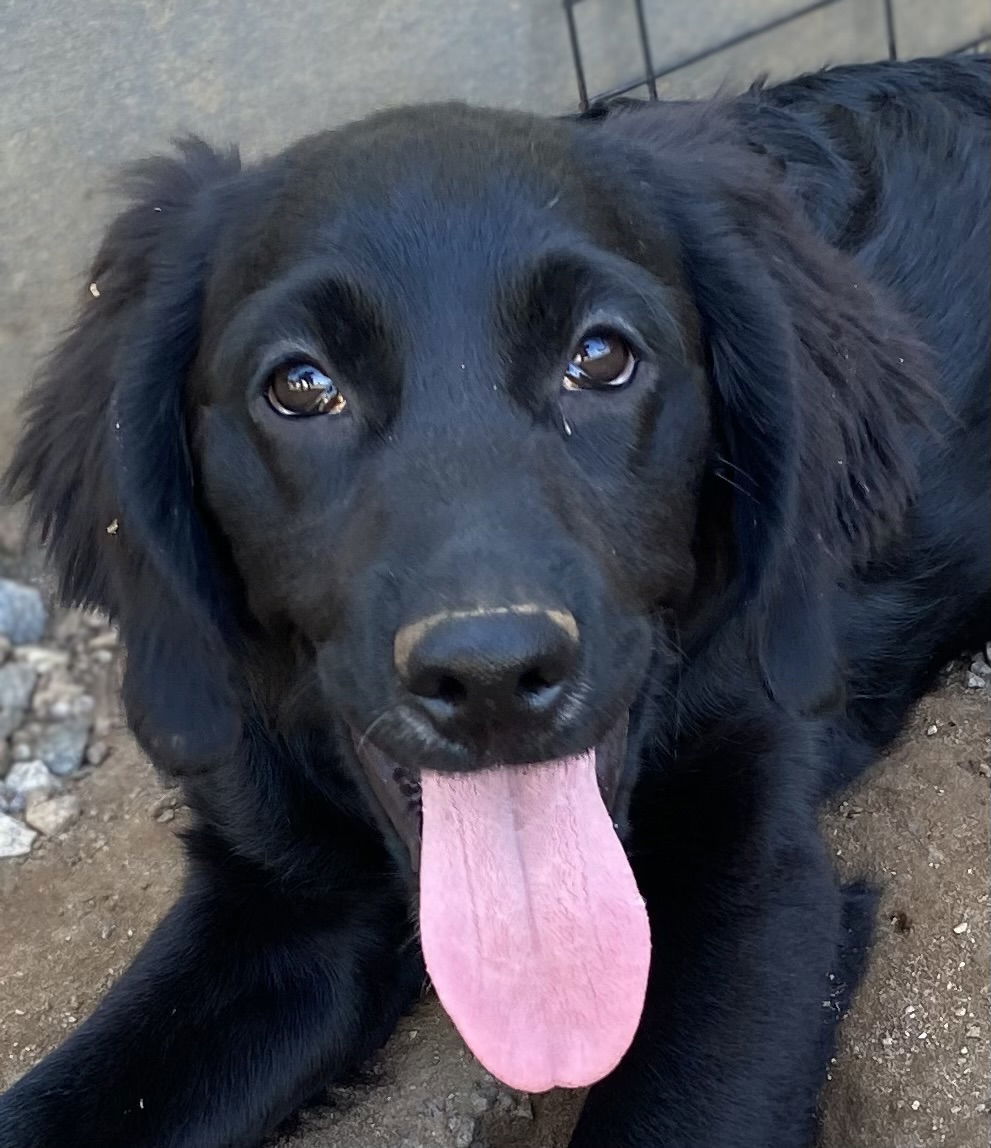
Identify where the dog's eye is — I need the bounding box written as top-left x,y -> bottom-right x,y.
266,362 -> 347,417
563,331 -> 636,391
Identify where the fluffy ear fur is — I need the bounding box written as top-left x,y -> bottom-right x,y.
5,139 -> 245,772
588,110 -> 932,710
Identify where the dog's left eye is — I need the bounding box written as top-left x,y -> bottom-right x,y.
266,362 -> 347,417
563,331 -> 637,391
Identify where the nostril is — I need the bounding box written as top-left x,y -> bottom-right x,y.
407,668 -> 468,707
516,667 -> 558,699
434,674 -> 467,707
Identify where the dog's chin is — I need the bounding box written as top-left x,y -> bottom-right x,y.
350,710 -> 632,875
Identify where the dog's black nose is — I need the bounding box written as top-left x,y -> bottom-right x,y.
395,607 -> 580,737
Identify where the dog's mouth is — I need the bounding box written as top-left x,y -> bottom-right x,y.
352,717 -> 650,1094
354,717 -> 631,874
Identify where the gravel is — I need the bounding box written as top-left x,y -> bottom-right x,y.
0,810 -> 37,857
0,571 -> 121,858
0,662 -> 39,744
13,646 -> 70,674
0,579 -> 47,645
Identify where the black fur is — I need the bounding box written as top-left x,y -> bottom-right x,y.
1,56 -> 988,1148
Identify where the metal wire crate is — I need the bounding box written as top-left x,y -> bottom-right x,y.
564,0 -> 989,110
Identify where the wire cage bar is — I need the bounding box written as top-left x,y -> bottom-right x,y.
564,0 -> 989,109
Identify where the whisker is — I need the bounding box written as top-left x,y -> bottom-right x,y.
714,453 -> 755,481
714,469 -> 759,503
355,709 -> 400,758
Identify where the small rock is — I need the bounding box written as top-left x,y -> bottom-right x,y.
150,791 -> 180,819
85,740 -> 110,767
446,1115 -> 476,1148
952,921 -> 969,935
469,1089 -> 491,1115
155,808 -> 175,823
25,794 -> 81,836
5,759 -> 56,802
510,1096 -> 534,1120
13,646 -> 70,673
3,790 -> 25,815
0,810 -> 37,856
34,719 -> 91,776
87,630 -> 119,651
925,724 -> 939,736
491,1091 -> 515,1116
966,1024 -> 981,1038
0,662 -> 39,739
49,694 -> 95,720
30,669 -> 91,719
965,673 -> 986,689
51,611 -> 88,643
0,579 -> 47,645
93,715 -> 115,738
954,1006 -> 969,1017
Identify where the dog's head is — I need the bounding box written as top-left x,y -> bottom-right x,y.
8,100 -> 924,806
195,108 -> 716,789
8,100 -> 926,1091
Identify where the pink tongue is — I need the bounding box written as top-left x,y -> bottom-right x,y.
418,752 -> 651,1093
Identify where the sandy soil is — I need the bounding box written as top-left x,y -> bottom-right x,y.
1,665 -> 987,1148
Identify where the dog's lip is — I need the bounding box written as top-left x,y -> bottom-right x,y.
352,716 -> 630,875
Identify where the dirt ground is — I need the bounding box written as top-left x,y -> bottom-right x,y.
0,651 -> 987,1148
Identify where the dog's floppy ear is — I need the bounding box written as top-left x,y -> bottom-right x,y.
667,149 -> 931,710
5,139 -> 245,772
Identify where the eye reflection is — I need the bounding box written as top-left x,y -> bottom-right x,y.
563,331 -> 637,391
266,362 -> 347,417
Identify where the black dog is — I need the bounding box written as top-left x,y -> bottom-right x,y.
1,55 -> 988,1148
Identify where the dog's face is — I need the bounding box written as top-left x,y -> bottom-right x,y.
192,106 -> 710,806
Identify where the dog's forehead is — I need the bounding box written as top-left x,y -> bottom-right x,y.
234,106 -> 590,289
287,104 -> 575,212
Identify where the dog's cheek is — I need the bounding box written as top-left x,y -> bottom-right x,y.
195,408 -> 284,522
619,370 -> 711,609
193,409 -> 306,612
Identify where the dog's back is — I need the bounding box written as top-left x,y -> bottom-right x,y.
741,57 -> 990,382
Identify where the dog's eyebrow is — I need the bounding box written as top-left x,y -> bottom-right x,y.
207,261 -> 393,395
500,247 -> 686,361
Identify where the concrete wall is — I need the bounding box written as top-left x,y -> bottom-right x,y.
0,0 -> 986,457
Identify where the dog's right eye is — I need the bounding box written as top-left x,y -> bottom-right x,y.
266,362 -> 347,417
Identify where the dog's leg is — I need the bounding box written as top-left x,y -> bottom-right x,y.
570,733 -> 867,1148
0,837 -> 420,1148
